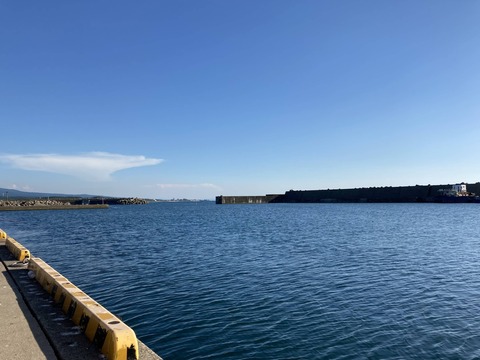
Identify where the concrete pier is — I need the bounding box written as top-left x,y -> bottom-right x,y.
0,239 -> 162,360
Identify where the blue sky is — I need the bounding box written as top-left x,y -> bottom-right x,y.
1,1 -> 479,199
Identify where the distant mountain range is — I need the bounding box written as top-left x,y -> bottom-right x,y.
0,188 -> 99,199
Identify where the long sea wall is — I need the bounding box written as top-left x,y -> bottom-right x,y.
216,183 -> 480,204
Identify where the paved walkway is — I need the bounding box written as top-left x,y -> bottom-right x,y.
0,249 -> 57,359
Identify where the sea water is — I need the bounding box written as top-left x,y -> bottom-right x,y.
2,202 -> 480,359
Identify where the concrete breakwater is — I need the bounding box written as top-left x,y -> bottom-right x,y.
216,182 -> 480,204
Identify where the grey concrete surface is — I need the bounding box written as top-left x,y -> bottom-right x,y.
0,241 -> 162,360
0,248 -> 57,359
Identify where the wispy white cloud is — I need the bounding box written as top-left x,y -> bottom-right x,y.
10,184 -> 33,191
0,152 -> 163,181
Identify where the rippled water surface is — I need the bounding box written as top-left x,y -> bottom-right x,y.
2,202 -> 480,359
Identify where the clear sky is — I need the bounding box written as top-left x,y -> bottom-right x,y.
1,1 -> 479,200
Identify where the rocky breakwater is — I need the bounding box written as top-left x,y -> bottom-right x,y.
0,200 -> 108,211
0,199 -> 71,207
117,197 -> 149,205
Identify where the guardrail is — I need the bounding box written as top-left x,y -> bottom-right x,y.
5,237 -> 31,262
1,229 -> 139,360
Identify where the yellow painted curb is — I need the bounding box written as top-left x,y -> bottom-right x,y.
1,232 -> 139,360
28,257 -> 139,360
6,237 -> 31,262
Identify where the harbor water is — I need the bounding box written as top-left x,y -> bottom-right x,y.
2,202 -> 480,359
